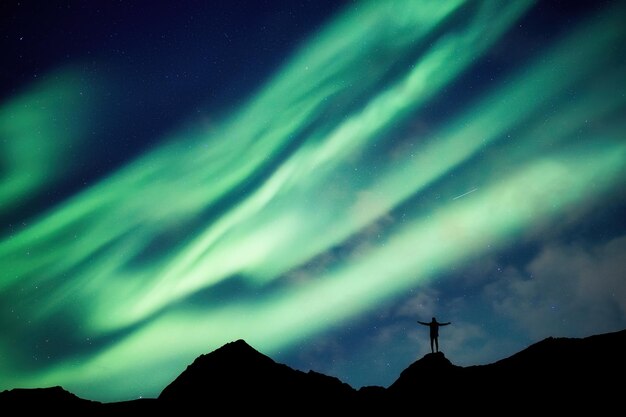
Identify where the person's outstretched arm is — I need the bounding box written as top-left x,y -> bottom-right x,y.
417,321 -> 429,326
440,322 -> 451,326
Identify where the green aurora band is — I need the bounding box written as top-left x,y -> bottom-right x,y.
1,0 -> 625,402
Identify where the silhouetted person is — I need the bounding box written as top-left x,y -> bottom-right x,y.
417,317 -> 451,353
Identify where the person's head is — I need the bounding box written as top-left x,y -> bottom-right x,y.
431,317 -> 436,322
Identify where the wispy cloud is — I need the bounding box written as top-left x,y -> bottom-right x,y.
486,235 -> 626,340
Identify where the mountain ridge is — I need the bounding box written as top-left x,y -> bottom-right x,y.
2,328 -> 624,412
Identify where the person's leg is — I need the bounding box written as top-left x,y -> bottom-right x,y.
435,337 -> 439,352
430,337 -> 434,353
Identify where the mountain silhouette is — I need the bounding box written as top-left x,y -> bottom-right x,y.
0,386 -> 102,413
1,329 -> 624,413
387,329 -> 625,412
158,338 -> 356,410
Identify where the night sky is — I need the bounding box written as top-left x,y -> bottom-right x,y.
1,0 -> 625,403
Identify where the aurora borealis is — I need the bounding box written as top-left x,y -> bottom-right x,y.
1,0 -> 625,403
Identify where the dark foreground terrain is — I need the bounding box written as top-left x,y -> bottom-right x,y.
2,328 -> 624,414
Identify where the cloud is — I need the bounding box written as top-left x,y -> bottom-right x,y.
394,287 -> 441,318
440,321 -> 489,358
456,256 -> 503,287
485,234 -> 626,340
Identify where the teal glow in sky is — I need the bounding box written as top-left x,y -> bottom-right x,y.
1,0 -> 625,402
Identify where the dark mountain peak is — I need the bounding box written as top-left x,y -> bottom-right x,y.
396,351 -> 458,379
158,339 -> 356,407
387,351 -> 462,395
0,386 -> 100,411
193,338 -> 275,367
412,351 -> 454,368
158,339 -> 280,402
219,338 -> 257,352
